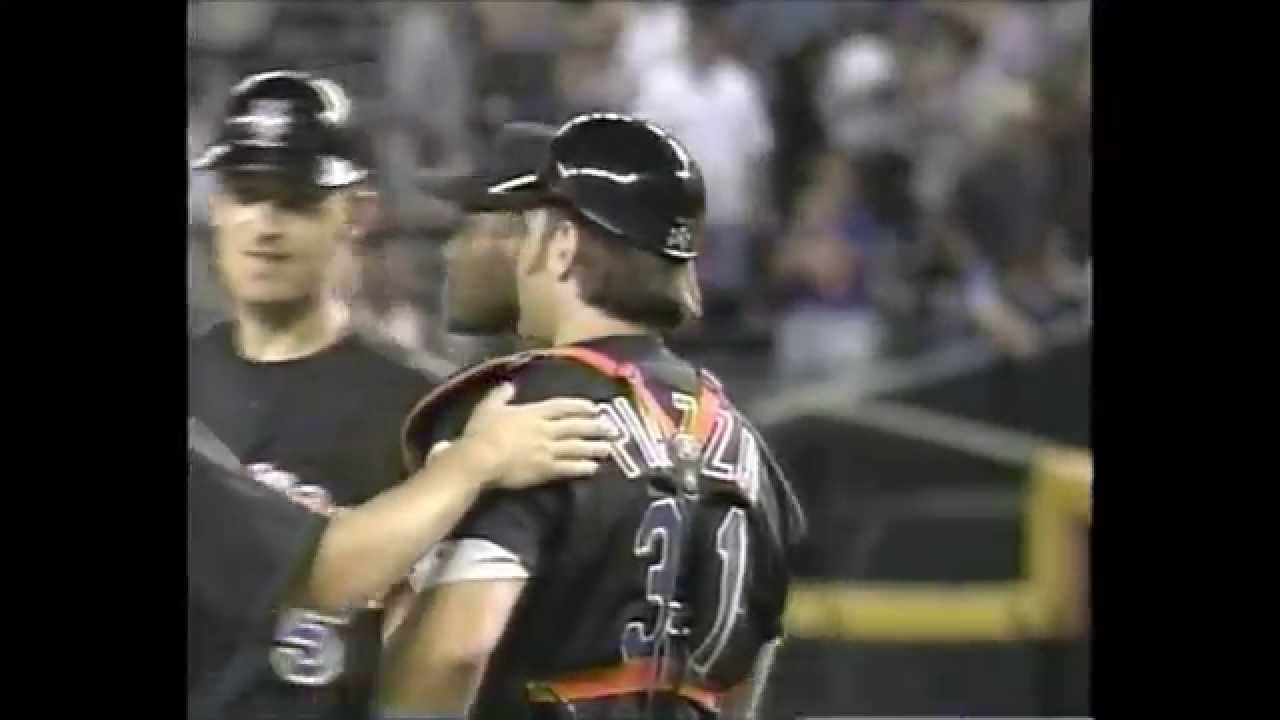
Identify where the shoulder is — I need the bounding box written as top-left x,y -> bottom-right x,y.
339,333 -> 445,396
321,336 -> 445,436
402,350 -> 625,465
508,355 -> 623,405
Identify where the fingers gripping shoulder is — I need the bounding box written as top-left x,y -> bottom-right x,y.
399,351 -> 618,472
399,352 -> 540,471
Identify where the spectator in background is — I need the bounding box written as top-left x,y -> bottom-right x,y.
901,2 -> 1087,216
817,33 -> 907,158
554,1 -> 630,116
379,2 -> 475,231
764,39 -> 827,228
186,0 -> 1092,380
630,4 -> 775,324
721,0 -> 858,94
753,2 -> 910,228
945,82 -> 1088,359
612,0 -> 691,96
798,27 -> 923,362
771,152 -> 888,382
946,0 -> 1049,82
950,83 -> 1051,285
955,0 -> 1089,87
1039,45 -> 1091,263
895,6 -> 989,214
470,0 -> 565,129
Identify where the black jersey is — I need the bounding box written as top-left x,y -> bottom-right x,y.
404,335 -> 802,719
188,423 -> 331,720
188,418 -> 328,633
189,323 -> 436,720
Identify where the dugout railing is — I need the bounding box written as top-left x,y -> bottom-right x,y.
753,315 -> 1090,717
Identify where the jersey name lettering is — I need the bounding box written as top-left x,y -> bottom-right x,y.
597,393 -> 760,503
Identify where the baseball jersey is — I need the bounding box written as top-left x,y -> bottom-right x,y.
189,323 -> 436,720
405,334 -> 802,718
188,429 -> 329,720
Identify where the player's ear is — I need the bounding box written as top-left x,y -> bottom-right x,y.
548,218 -> 580,281
343,186 -> 380,243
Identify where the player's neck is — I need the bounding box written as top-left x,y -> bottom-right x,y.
233,297 -> 348,363
551,304 -> 648,347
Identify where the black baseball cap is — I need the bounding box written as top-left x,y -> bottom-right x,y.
192,70 -> 368,188
422,113 -> 706,262
416,122 -> 557,213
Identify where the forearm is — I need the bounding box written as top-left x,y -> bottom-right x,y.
296,439 -> 499,611
382,580 -> 527,713
381,597 -> 491,715
384,658 -> 484,715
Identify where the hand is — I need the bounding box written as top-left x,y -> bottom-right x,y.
460,383 -> 613,490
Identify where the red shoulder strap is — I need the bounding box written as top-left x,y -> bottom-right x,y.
401,346 -> 729,472
691,371 -> 723,444
538,346 -> 724,446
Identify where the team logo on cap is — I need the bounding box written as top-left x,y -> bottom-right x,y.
666,222 -> 694,255
240,99 -> 294,146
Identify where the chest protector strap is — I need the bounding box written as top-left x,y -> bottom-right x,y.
400,347 -> 725,473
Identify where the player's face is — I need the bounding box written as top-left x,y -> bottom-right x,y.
210,173 -> 350,307
442,213 -> 520,334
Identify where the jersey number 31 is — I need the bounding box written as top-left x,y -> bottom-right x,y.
622,499 -> 750,678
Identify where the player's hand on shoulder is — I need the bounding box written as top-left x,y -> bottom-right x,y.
461,382 -> 613,490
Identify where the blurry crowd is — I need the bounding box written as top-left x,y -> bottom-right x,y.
188,0 -> 1091,385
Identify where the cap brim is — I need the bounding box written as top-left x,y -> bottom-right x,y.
416,121 -> 555,211
192,143 -> 367,188
418,171 -> 548,213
